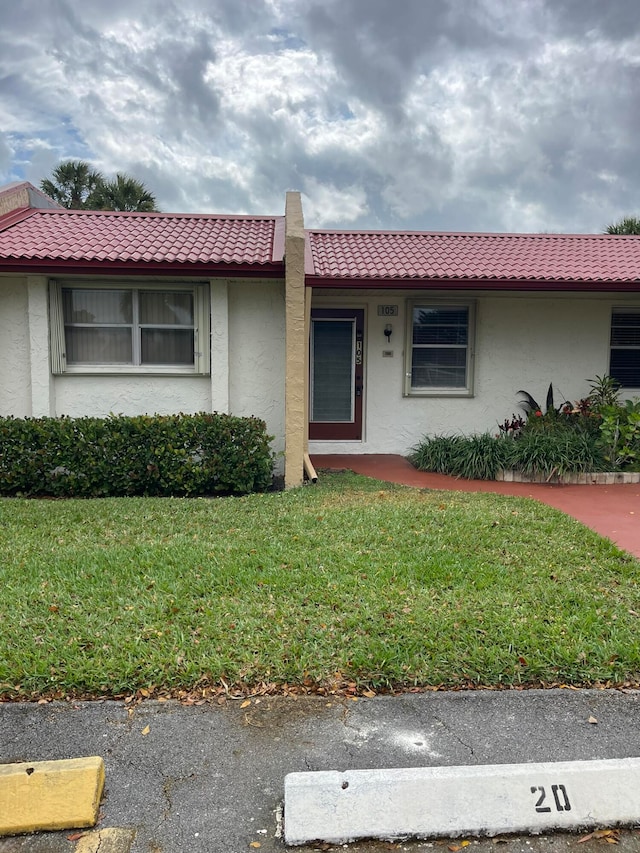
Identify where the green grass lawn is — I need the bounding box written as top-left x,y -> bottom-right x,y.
1,472 -> 639,699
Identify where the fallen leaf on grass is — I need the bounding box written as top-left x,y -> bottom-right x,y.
141,725 -> 150,736
362,689 -> 376,698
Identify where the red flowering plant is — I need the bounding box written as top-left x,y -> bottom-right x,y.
516,383 -> 569,430
497,414 -> 526,437
514,382 -> 602,438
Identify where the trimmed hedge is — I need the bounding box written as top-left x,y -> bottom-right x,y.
0,413 -> 274,497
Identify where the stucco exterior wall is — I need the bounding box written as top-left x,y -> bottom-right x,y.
0,275 -> 286,476
54,376 -> 211,417
56,278 -> 286,471
308,290 -> 638,455
0,276 -> 31,416
4,271 -> 637,464
227,279 -> 286,460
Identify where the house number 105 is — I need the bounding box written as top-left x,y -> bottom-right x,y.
531,784 -> 571,812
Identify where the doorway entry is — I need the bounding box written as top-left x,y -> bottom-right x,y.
309,308 -> 364,440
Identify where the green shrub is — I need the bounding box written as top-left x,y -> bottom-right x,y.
410,433 -> 512,480
411,429 -> 604,481
0,413 -> 274,497
512,429 -> 605,478
451,433 -> 513,480
597,399 -> 640,470
409,434 -> 464,474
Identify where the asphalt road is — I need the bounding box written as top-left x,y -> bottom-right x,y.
2,689 -> 640,853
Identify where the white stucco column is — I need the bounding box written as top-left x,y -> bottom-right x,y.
26,275 -> 54,417
284,192 -> 307,488
210,279 -> 230,413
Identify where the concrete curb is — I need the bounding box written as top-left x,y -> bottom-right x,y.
285,758 -> 640,846
0,756 -> 104,837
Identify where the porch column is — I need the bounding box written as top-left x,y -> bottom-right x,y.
26,275 -> 54,417
284,191 -> 306,488
209,279 -> 230,413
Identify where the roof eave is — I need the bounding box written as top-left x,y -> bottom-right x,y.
306,276 -> 640,291
0,258 -> 285,278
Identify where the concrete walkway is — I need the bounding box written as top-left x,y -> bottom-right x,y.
311,454 -> 640,559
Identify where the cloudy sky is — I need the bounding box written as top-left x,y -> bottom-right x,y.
1,0 -> 639,232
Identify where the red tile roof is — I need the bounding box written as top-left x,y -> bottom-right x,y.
308,230 -> 640,288
0,208 -> 285,275
2,198 -> 639,289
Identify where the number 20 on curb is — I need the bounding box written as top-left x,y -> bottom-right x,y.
531,784 -> 571,813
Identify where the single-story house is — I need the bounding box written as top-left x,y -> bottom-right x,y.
1,181 -> 639,487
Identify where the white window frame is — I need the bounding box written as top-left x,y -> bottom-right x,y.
404,300 -> 475,397
609,306 -> 640,389
49,280 -> 210,376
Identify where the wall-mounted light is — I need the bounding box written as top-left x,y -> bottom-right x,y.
384,323 -> 393,342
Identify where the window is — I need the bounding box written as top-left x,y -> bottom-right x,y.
405,301 -> 475,396
49,281 -> 210,375
610,308 -> 640,388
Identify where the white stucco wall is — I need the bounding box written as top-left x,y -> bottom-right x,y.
308,290 -> 640,455
54,376 -> 211,417
0,275 -> 286,472
227,280 -> 286,460
4,272 -> 638,465
0,276 -> 31,416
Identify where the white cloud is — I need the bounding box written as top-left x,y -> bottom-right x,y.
302,178 -> 368,226
1,0 -> 640,231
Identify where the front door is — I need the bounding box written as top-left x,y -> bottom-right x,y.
309,309 -> 364,440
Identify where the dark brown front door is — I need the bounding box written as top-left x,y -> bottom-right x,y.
309,309 -> 364,440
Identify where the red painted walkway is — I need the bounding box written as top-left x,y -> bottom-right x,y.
311,454 -> 640,559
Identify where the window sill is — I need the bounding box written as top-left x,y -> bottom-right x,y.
404,389 -> 474,398
55,366 -> 209,377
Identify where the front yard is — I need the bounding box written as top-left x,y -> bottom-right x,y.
1,472 -> 639,699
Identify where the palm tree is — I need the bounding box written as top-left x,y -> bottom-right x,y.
605,216 -> 640,235
40,160 -> 159,212
90,173 -> 158,212
40,160 -> 103,209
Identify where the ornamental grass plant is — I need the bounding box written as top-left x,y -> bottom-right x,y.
411,377 -> 638,481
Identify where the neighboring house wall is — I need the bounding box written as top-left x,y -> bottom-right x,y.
308,289 -> 640,455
